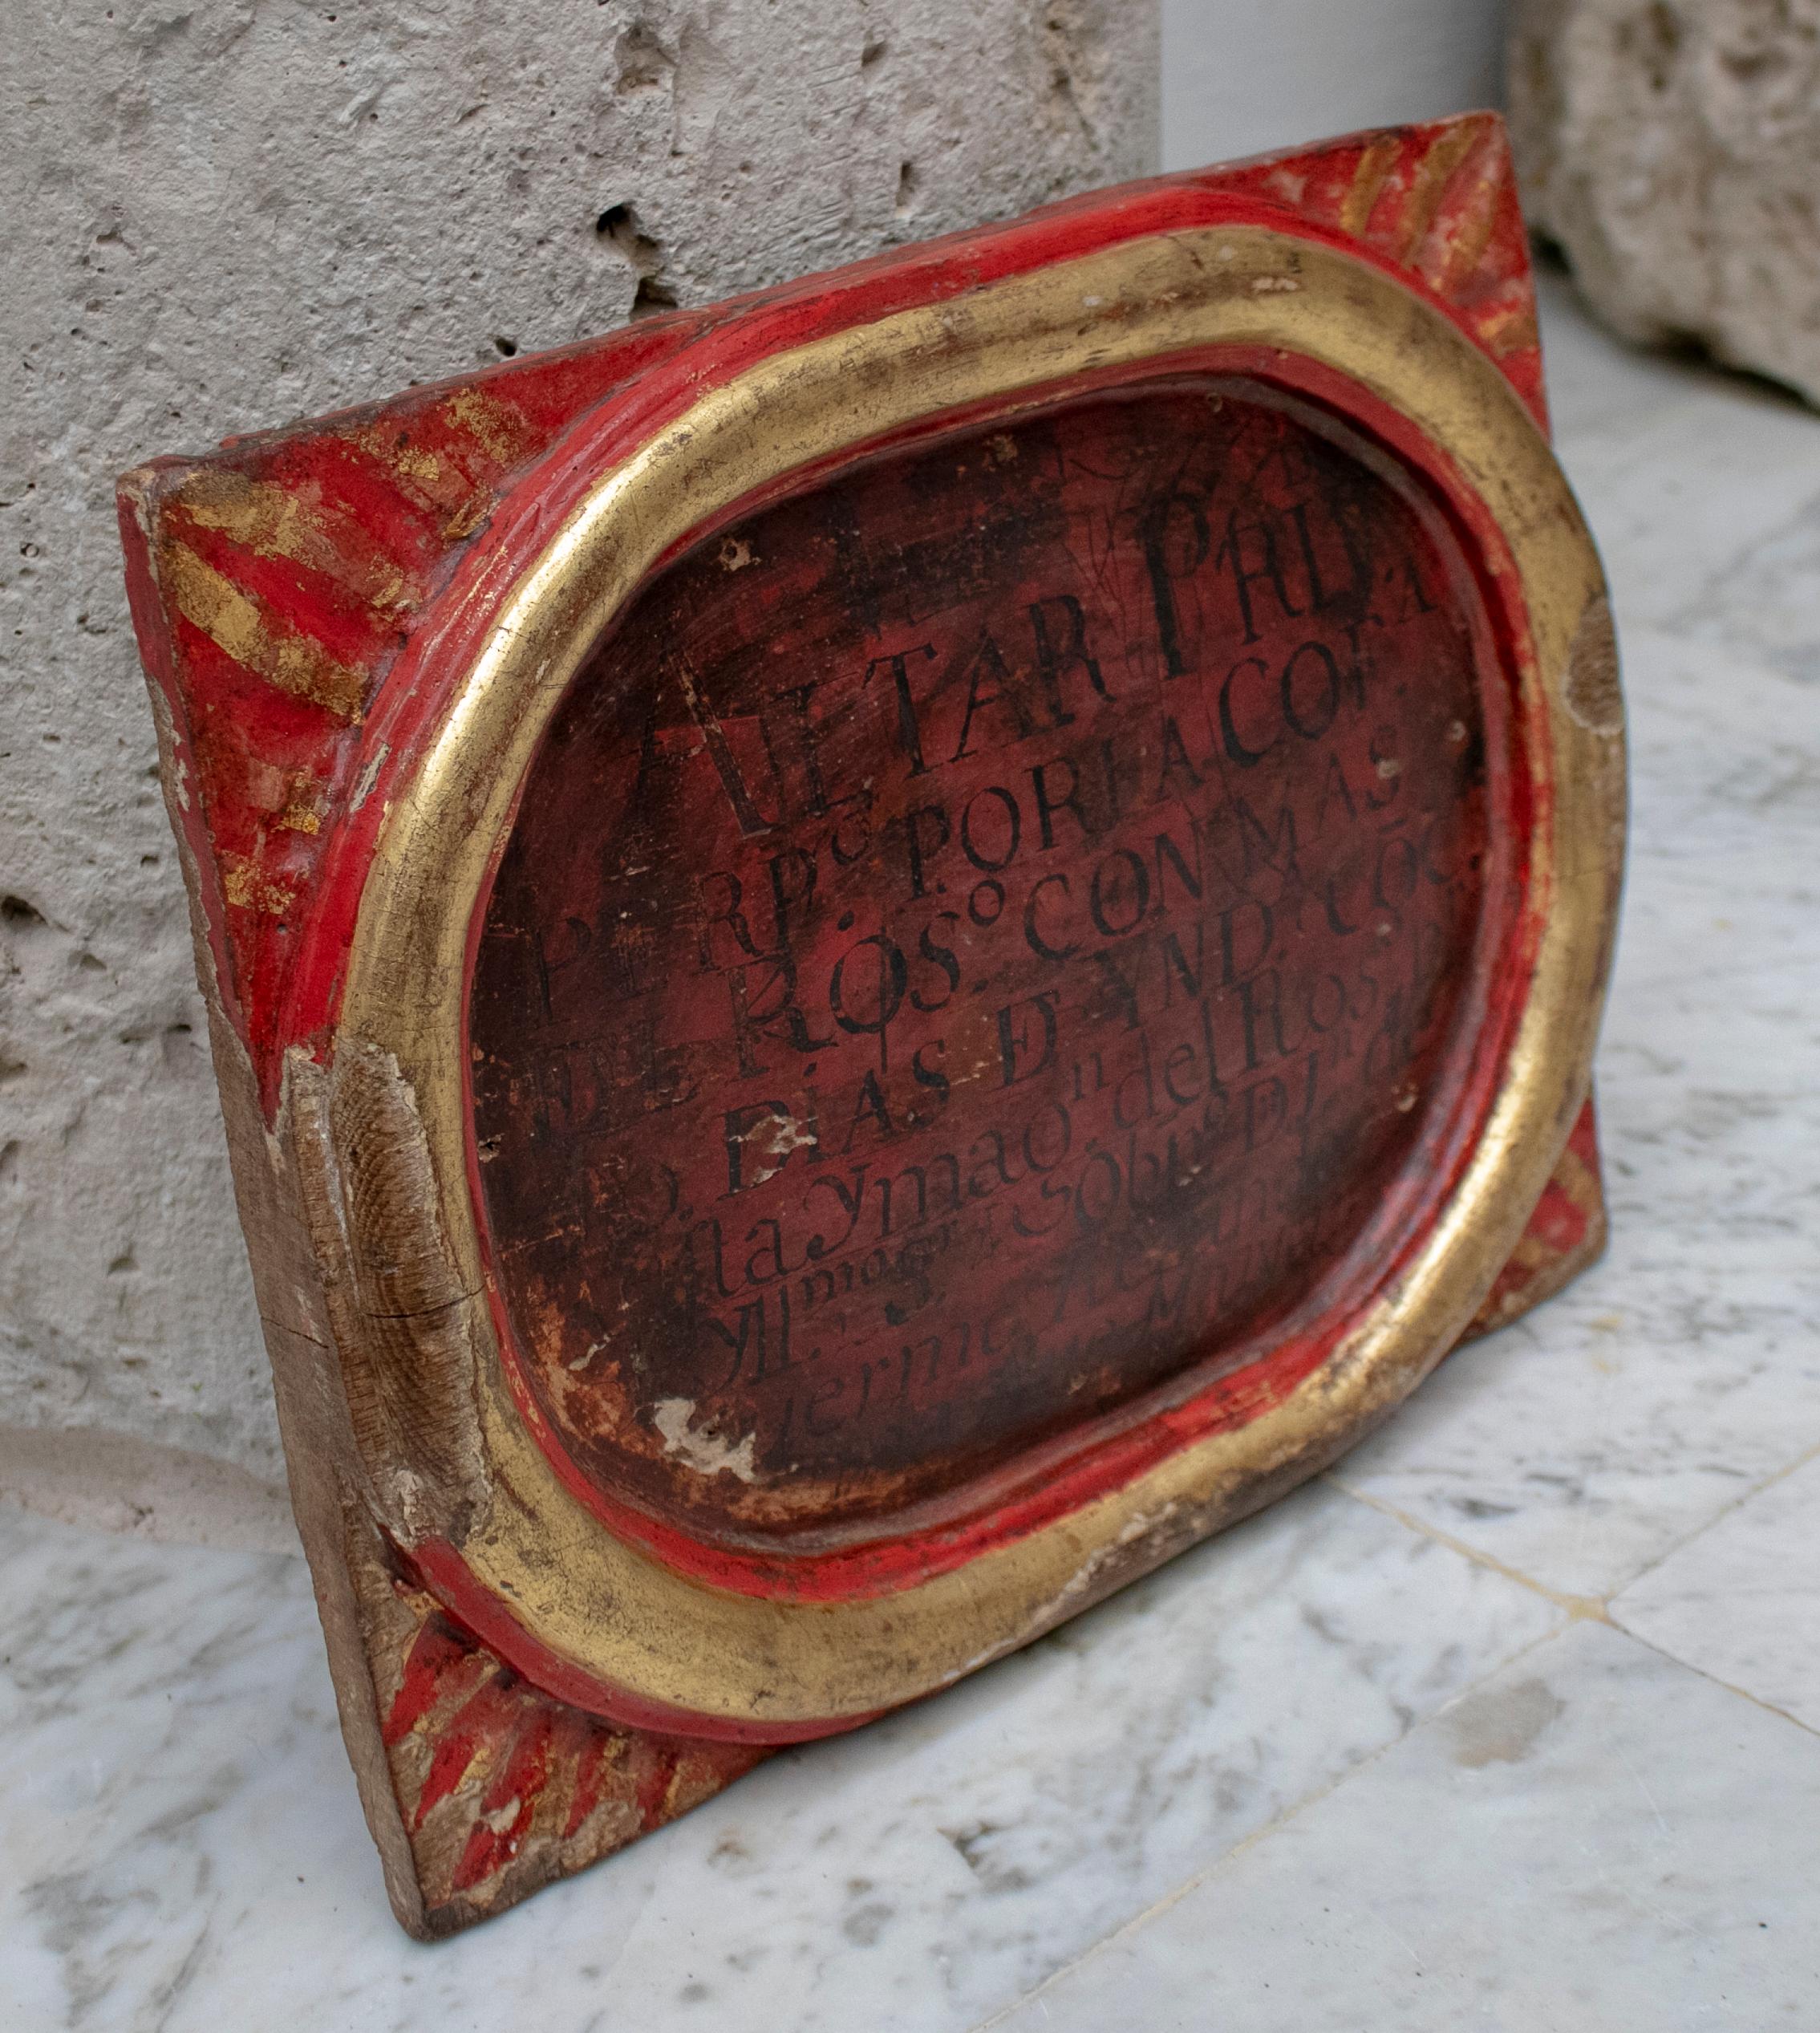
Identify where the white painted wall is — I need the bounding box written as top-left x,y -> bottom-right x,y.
1161,0 -> 1506,172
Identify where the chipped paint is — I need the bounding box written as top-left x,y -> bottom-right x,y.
653,1399 -> 760,1483
351,743 -> 390,813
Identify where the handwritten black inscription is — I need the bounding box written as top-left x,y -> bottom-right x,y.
469,379 -> 1500,1544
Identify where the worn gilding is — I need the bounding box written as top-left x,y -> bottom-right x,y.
321,225 -> 1624,1731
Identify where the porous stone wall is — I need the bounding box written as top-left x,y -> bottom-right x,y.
1510,0 -> 1820,405
0,0 -> 1158,1484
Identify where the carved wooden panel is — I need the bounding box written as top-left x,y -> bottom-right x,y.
119,113 -> 1624,1935
471,381 -> 1499,1546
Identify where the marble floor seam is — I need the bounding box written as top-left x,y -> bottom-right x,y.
965,1465 -> 1630,2027
1333,1435 -> 1820,1748
974,1612 -> 1816,2033
974,1447 -> 1820,2030
1321,1471 -> 1607,1620
1603,1428 -> 1820,1608
1605,1613 -> 1820,1747
1332,1408 -> 1820,1637
969,1608 -> 1577,2033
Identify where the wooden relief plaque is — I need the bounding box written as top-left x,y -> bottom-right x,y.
119,114 -> 1624,1936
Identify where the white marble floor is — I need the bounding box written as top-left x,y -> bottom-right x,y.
6,270 -> 1819,2031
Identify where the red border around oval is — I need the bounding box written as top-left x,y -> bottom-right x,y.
460,351 -> 1542,1606
290,206 -> 1556,1733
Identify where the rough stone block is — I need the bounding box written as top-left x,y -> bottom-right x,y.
1510,0 -> 1820,404
0,0 -> 1159,1479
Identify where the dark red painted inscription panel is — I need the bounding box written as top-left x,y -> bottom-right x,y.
468,381 -> 1499,1547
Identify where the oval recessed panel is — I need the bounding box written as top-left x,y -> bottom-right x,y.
468,378 -> 1505,1550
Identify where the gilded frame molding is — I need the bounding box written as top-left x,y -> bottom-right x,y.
326,225 -> 1623,1733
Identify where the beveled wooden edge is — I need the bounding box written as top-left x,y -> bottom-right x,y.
310,224 -> 1624,1731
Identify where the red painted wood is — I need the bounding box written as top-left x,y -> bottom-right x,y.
118,118 -> 1607,1892
122,116 -> 1548,1129
468,373 -> 1511,1566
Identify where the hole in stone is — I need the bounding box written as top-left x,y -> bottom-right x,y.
861,34 -> 887,67
1627,0 -> 1682,90
1,895 -> 46,929
895,160 -> 919,217
597,203 -> 676,319
492,335 -> 519,358
1721,43 -> 1786,84
614,21 -> 671,94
